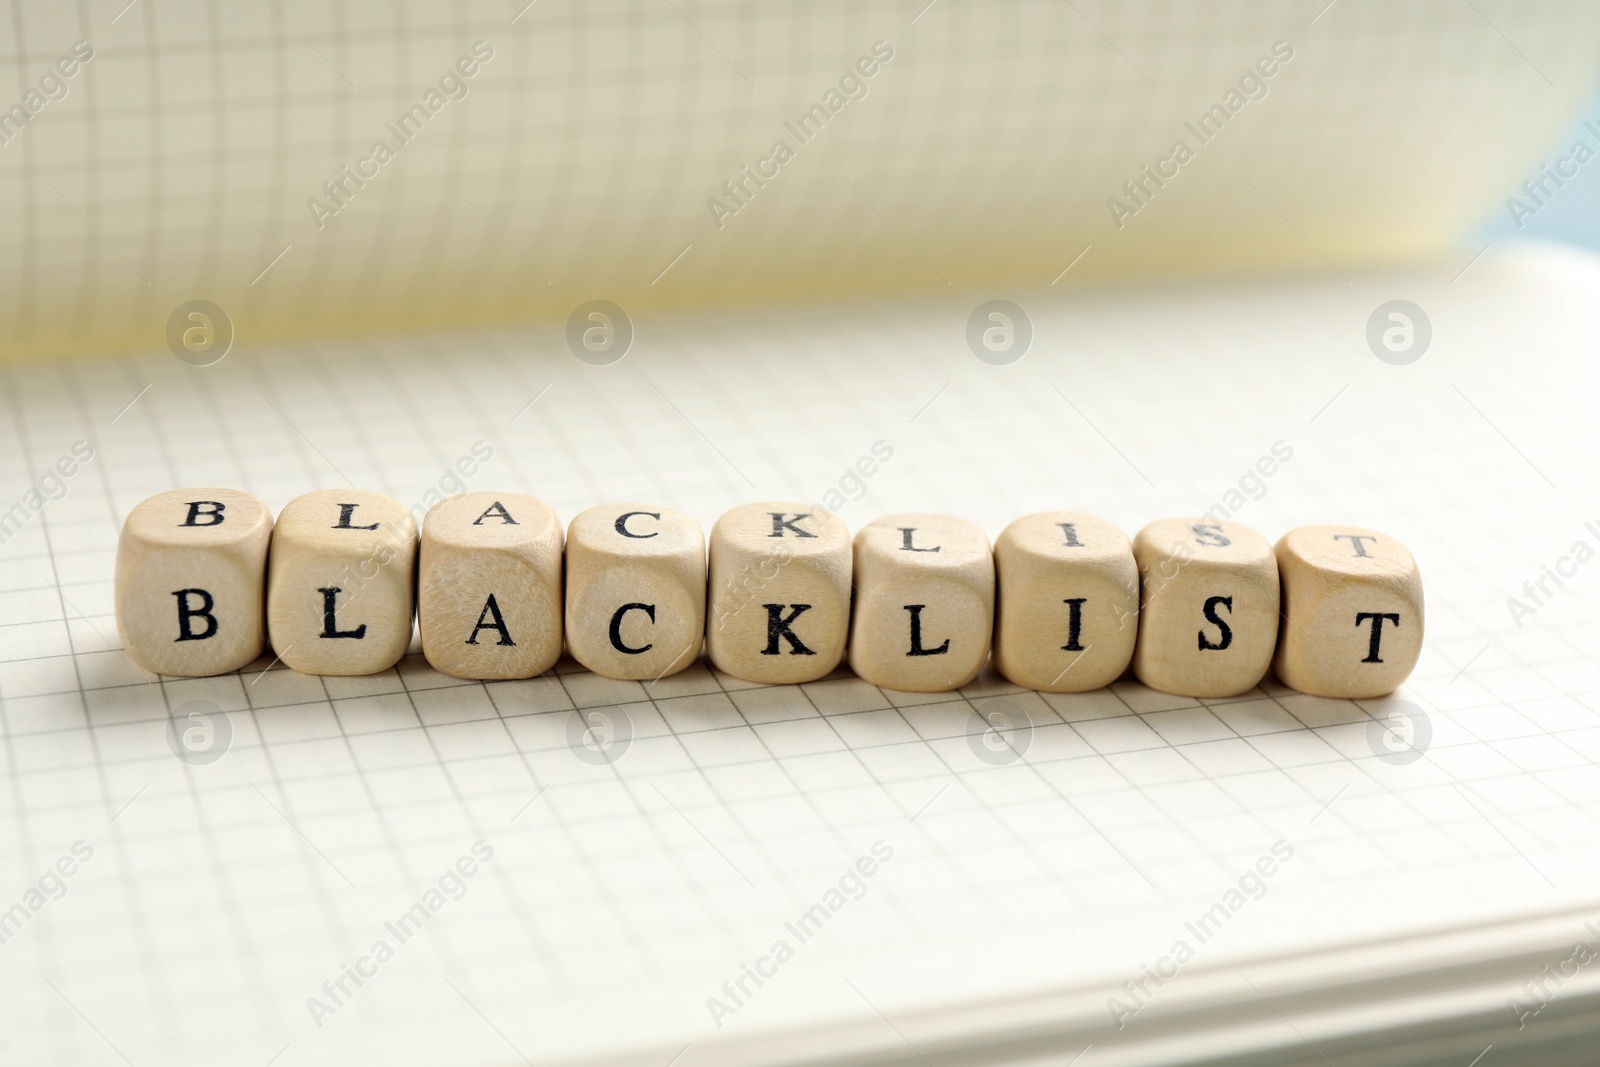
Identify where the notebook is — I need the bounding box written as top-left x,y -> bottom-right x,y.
3,2 -> 1599,1065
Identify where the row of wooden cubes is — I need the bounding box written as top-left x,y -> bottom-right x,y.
115,488 -> 1423,699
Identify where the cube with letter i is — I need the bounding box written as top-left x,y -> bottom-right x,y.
115,488 -> 273,677
707,502 -> 851,684
565,504 -> 705,681
849,514 -> 994,693
418,491 -> 563,680
993,512 -> 1138,692
266,489 -> 417,676
1273,525 -> 1423,698
1132,518 -> 1279,698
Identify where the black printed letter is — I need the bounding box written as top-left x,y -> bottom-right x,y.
333,504 -> 379,530
1333,534 -> 1378,558
473,502 -> 518,525
180,501 -> 226,527
761,604 -> 816,655
904,605 -> 950,656
1198,595 -> 1233,651
614,511 -> 660,538
466,594 -> 515,645
768,513 -> 816,538
1062,598 -> 1087,651
173,589 -> 218,641
609,603 -> 656,654
318,587 -> 367,639
1355,612 -> 1399,663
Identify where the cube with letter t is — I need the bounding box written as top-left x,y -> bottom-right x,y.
1273,525 -> 1423,698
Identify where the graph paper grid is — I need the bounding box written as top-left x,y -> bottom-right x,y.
1,246 -> 1600,1065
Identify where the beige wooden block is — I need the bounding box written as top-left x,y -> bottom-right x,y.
418,492 -> 563,680
1132,518 -> 1279,698
115,488 -> 273,677
993,512 -> 1138,692
565,504 -> 705,681
706,502 -> 850,684
849,514 -> 994,693
1273,525 -> 1423,698
266,489 -> 417,676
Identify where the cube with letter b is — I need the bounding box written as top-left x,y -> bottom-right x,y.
1273,525 -> 1423,698
849,514 -> 994,693
115,488 -> 273,676
565,503 -> 705,681
418,491 -> 563,680
266,489 -> 417,676
707,502 -> 850,684
1132,518 -> 1279,698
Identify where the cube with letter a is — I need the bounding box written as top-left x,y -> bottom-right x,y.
1273,525 -> 1423,698
418,491 -> 564,680
115,488 -> 273,676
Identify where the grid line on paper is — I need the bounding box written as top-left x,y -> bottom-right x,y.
0,265 -> 1598,1065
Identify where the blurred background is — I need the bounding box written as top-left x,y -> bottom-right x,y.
3,0 -> 1599,361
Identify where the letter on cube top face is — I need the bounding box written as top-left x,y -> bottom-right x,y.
418,492 -> 563,680
993,512 -> 1138,692
1273,525 -> 1423,698
115,488 -> 273,677
706,502 -> 850,685
849,514 -> 994,693
266,489 -> 417,677
1132,518 -> 1279,698
565,504 -> 705,681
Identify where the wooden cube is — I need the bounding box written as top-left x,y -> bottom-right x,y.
993,512 -> 1138,692
418,492 -> 563,680
266,489 -> 417,676
849,514 -> 994,693
1273,525 -> 1423,698
565,504 -> 705,681
115,488 -> 273,677
1132,518 -> 1279,698
706,502 -> 850,684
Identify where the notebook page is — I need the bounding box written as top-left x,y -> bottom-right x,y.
0,243 -> 1596,1064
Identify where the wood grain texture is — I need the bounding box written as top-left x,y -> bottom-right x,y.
1132,518 -> 1279,698
565,503 -> 704,681
418,492 -> 563,680
993,511 -> 1138,692
849,513 -> 993,693
706,502 -> 850,685
1273,524 -> 1423,698
266,490 -> 417,676
115,488 -> 272,677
